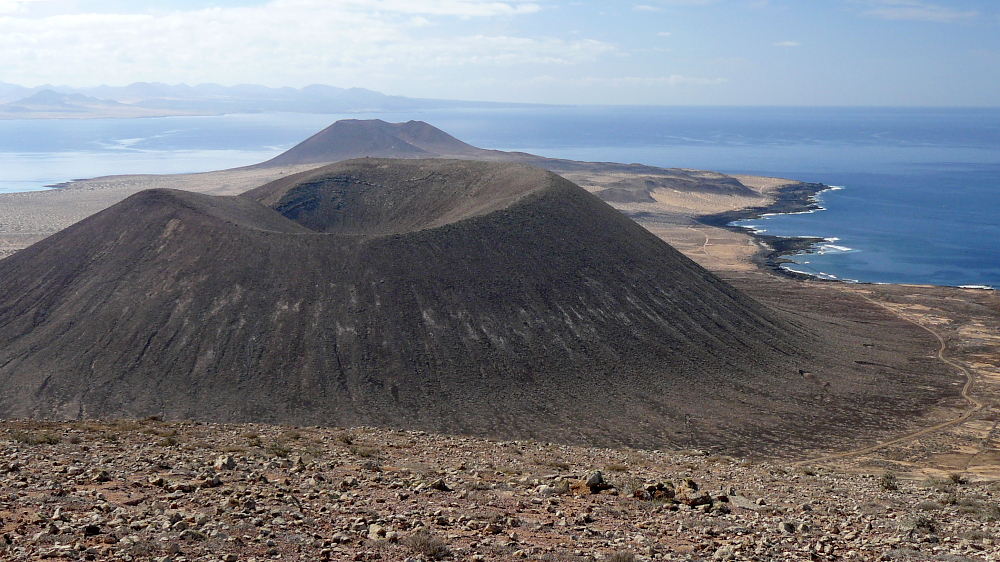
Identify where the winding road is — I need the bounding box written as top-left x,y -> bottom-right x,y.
793,292 -> 989,467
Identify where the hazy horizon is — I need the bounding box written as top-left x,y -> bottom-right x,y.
0,1 -> 996,107
4,80 -> 1000,109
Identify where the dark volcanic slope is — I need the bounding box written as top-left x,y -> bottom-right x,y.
258,119 -> 482,167
0,160 -> 950,453
256,119 -> 757,197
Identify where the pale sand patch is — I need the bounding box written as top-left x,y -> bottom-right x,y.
559,171 -> 798,271
727,174 -> 801,192
620,176 -> 801,271
525,168 -> 796,272
627,220 -> 762,273
553,169 -> 785,271
0,164 -> 318,258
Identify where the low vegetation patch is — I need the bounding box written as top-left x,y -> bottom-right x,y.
161,436 -> 182,447
879,471 -> 899,491
9,430 -> 60,445
349,445 -> 381,459
401,530 -> 450,560
901,514 -> 937,534
266,442 -> 292,458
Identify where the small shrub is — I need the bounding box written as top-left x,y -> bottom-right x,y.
401,530 -> 450,560
98,431 -> 120,443
925,477 -> 956,493
944,493 -> 981,508
879,471 -> 899,491
335,432 -> 355,445
606,552 -> 638,562
976,504 -> 1000,522
605,463 -> 628,472
349,445 -> 380,458
915,501 -> 942,511
267,442 -> 292,458
157,436 -> 179,447
902,514 -> 936,534
948,473 -> 968,485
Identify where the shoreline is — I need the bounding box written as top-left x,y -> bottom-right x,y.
698,183 -> 997,291
697,181 -> 833,281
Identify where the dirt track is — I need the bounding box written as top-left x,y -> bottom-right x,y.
794,292 -> 989,467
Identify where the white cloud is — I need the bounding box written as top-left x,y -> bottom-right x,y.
633,0 -> 718,9
640,0 -> 718,5
861,0 -> 978,23
0,0 -> 608,88
0,0 -> 47,15
291,0 -> 543,17
627,75 -> 728,86
529,74 -> 728,87
773,40 -> 800,47
657,31 -> 673,37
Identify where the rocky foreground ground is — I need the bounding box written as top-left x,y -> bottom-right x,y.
1,419 -> 998,561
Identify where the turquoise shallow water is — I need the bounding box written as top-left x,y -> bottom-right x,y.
1,106 -> 998,287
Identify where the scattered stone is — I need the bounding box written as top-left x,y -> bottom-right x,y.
90,470 -> 111,483
213,454 -> 236,471
727,494 -> 759,510
429,478 -> 451,492
585,471 -> 612,493
0,420 -> 995,561
180,529 -> 207,541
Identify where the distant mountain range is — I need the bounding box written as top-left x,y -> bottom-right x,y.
0,89 -> 177,119
0,82 -> 531,119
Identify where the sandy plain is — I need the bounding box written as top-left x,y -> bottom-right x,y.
0,165 -> 318,259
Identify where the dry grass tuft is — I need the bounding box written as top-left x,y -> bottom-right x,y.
401,530 -> 450,560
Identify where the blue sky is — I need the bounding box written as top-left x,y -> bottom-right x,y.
0,0 -> 996,105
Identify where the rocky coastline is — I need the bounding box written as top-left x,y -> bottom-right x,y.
697,181 -> 832,281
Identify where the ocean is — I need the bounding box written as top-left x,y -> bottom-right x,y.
1,106 -> 998,288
